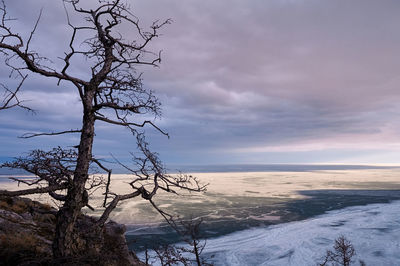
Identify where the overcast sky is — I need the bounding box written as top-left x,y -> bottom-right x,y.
1,0 -> 400,167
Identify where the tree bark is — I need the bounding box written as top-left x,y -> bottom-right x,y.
52,88 -> 96,258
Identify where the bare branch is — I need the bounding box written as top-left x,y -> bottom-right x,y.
25,8 -> 43,54
91,157 -> 112,207
0,183 -> 68,197
0,73 -> 32,111
96,190 -> 141,226
19,129 -> 82,139
95,115 -> 169,137
0,41 -> 88,85
1,147 -> 77,186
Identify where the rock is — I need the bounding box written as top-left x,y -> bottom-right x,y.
0,196 -> 145,266
104,221 -> 137,265
106,220 -> 127,235
0,208 -> 25,222
20,211 -> 33,220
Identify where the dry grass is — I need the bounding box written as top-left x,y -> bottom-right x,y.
0,196 -> 54,215
34,213 -> 55,224
0,197 -> 29,214
0,231 -> 51,265
0,231 -> 38,252
10,201 -> 27,213
40,202 -> 52,211
0,200 -> 8,210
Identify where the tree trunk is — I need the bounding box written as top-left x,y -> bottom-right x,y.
193,240 -> 201,266
52,89 -> 95,258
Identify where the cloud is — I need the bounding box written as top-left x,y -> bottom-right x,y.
1,0 -> 400,165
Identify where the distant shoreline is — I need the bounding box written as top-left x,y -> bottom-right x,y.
166,163 -> 400,173
2,163 -> 400,175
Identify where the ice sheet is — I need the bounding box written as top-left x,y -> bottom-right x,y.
199,200 -> 400,265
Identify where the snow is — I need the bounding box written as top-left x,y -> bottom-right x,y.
200,201 -> 400,265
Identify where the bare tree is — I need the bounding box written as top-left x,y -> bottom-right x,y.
0,0 -> 205,260
318,236 -> 363,266
146,217 -> 211,266
153,245 -> 191,266
179,218 -> 210,266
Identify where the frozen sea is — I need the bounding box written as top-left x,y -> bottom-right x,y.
198,201 -> 400,265
129,166 -> 400,265
2,165 -> 400,265
139,201 -> 400,265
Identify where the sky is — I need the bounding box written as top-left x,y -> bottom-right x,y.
1,0 -> 400,167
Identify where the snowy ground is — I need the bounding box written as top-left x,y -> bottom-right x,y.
198,200 -> 400,265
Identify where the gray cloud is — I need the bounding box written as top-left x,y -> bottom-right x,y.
1,0 -> 400,165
